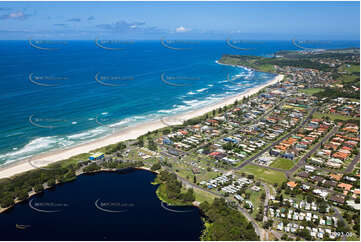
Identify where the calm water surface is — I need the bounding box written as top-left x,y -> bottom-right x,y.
0,169 -> 203,240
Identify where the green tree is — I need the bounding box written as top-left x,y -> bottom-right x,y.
47,178 -> 56,187
16,190 -> 29,201
151,162 -> 161,171
0,196 -> 14,208
34,184 -> 44,193
200,198 -> 258,241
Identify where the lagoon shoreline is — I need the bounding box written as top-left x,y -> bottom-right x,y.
0,166 -> 158,213
0,73 -> 284,179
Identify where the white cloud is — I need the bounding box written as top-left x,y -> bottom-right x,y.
0,11 -> 31,20
175,26 -> 191,33
96,21 -> 147,32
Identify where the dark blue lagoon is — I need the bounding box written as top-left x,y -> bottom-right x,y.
0,169 -> 203,240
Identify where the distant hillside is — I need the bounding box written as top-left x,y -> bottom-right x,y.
218,47 -> 360,73
275,47 -> 360,59
218,54 -> 330,73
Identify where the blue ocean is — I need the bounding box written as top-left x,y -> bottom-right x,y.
0,40 -> 358,165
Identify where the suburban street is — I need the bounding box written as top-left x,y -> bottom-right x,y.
345,154 -> 360,173
286,125 -> 340,177
235,107 -> 317,170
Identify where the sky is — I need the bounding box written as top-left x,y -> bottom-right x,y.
0,1 -> 359,40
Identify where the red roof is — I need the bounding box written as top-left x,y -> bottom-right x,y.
209,152 -> 220,156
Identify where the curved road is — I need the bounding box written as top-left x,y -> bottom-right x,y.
168,169 -> 265,240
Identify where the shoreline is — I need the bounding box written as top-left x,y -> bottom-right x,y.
0,73 -> 284,179
0,166 -> 193,214
0,166 -> 156,213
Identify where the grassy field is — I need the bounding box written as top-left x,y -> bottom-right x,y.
336,64 -> 360,84
338,74 -> 360,84
193,187 -> 218,204
312,112 -> 359,121
237,164 -> 287,185
257,64 -> 276,73
349,98 -> 361,103
269,158 -> 295,170
282,105 -> 306,111
301,88 -> 324,95
248,188 -> 264,217
338,64 -> 360,75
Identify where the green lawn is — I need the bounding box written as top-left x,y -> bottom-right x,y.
349,98 -> 361,103
248,188 -> 264,217
301,88 -> 324,95
269,158 -> 295,170
282,105 -> 306,111
338,74 -> 360,84
336,64 -> 360,84
237,164 -> 287,186
257,64 -> 276,73
312,112 -> 359,121
193,188 -> 218,204
338,64 -> 360,75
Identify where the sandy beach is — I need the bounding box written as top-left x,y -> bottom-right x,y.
0,74 -> 284,179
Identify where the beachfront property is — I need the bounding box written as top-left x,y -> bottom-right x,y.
0,37 -> 359,242
89,152 -> 105,161
149,52 -> 359,241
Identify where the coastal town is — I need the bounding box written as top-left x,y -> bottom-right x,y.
0,47 -> 360,241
